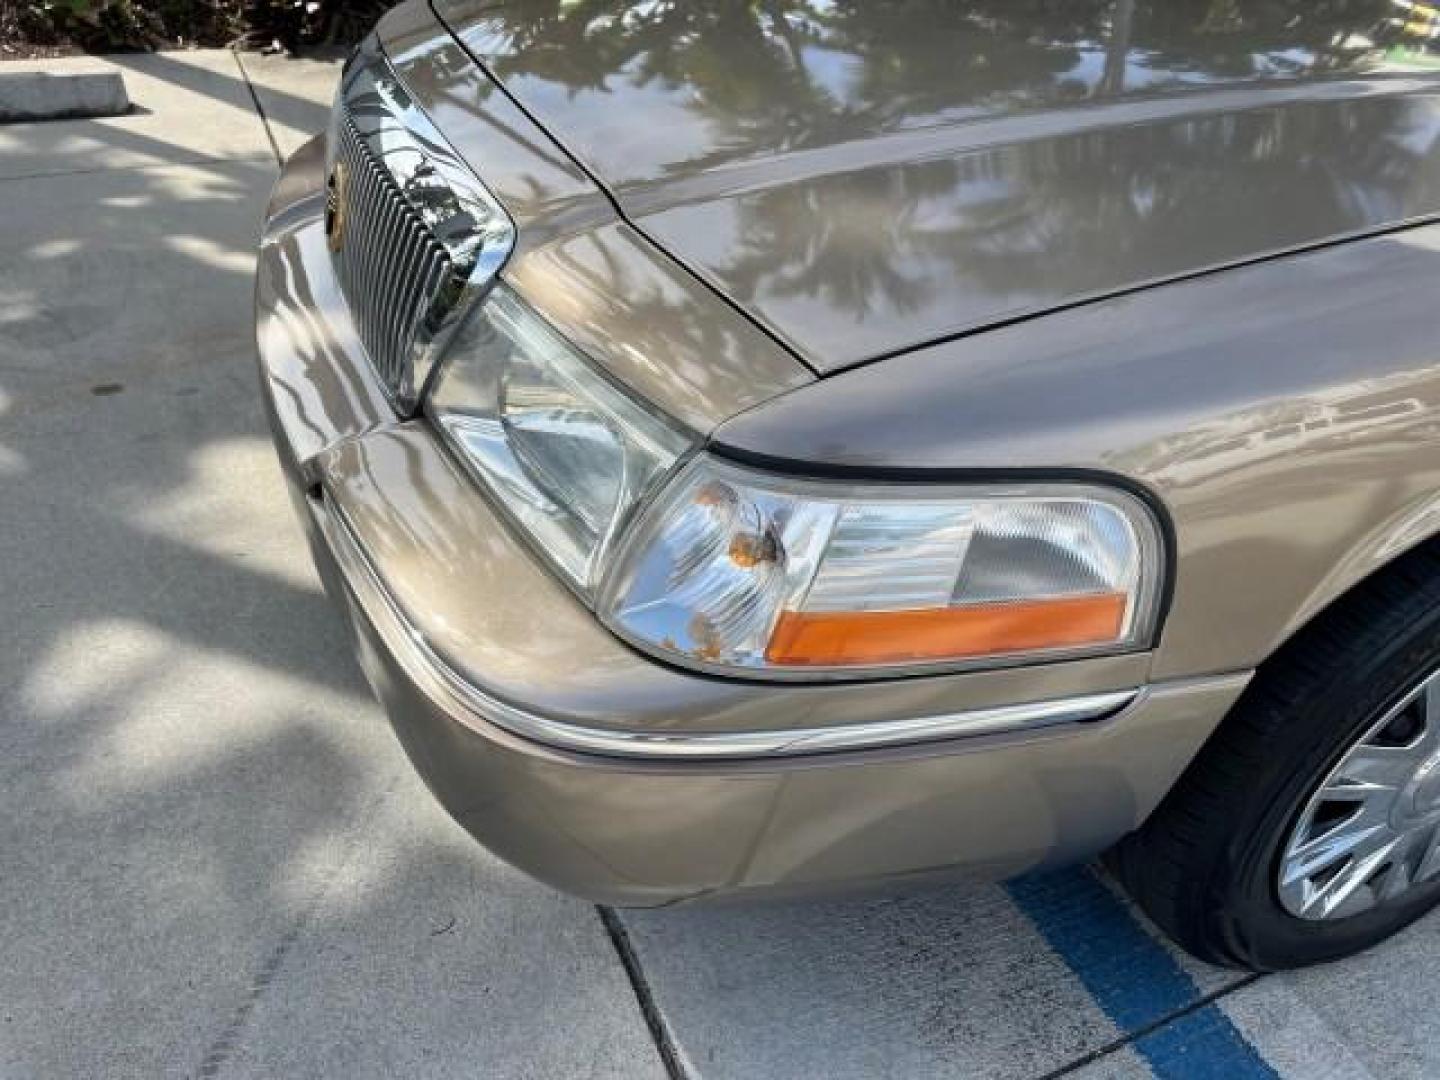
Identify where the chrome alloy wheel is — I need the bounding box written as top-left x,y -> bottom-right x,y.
1279,669 -> 1440,920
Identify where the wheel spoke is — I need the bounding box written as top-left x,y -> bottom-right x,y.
1311,839 -> 1402,918
1415,827 -> 1440,884
1324,745 -> 1415,800
1282,810 -> 1394,887
1375,825 -> 1428,902
1378,854 -> 1416,902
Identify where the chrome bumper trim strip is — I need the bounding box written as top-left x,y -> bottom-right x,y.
316,490 -> 1140,761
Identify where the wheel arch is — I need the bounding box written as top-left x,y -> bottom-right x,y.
1265,492 -> 1440,668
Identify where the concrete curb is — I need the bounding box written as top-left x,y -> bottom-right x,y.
0,70 -> 129,122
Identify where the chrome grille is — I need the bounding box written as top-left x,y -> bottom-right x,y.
331,112 -> 454,403
325,39 -> 515,412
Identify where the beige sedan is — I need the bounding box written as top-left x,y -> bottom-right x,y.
256,0 -> 1440,970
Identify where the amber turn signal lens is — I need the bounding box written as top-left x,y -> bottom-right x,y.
764,593 -> 1129,667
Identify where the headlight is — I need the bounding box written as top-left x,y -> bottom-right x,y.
596,457 -> 1164,678
426,284 -> 693,592
429,289 -> 1164,679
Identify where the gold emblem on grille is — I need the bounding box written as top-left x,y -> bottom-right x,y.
325,160 -> 349,252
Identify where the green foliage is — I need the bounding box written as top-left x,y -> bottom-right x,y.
6,0 -> 396,56
14,0 -> 235,51
239,0 -> 395,54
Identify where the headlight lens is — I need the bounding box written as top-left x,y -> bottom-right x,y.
427,285 -> 692,592
597,457 -> 1164,677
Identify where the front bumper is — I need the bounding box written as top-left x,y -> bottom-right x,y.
256,137 -> 1251,906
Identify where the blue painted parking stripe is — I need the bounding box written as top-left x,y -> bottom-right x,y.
1133,1003 -> 1276,1079
1006,868 -> 1277,1078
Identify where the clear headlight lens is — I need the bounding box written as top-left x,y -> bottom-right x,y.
426,285 -> 692,592
597,457 -> 1164,677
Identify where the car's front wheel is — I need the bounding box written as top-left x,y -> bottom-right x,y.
1111,543 -> 1440,970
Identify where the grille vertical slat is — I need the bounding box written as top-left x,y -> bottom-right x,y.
331,113 -> 455,403
402,240 -> 448,355
360,164 -> 390,376
360,158 -> 393,378
381,212 -> 422,379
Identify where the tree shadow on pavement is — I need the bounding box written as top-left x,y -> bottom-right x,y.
0,60 -> 662,1079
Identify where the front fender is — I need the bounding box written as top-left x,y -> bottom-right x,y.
714,225 -> 1440,680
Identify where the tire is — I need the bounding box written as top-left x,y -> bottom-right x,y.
1110,541 -> 1440,970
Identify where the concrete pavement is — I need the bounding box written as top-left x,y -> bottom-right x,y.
3,47 -> 1439,1080
0,50 -> 662,1080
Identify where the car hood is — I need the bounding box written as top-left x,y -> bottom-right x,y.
435,0 -> 1440,374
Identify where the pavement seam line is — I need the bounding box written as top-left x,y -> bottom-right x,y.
596,906 -> 690,1080
194,771 -> 405,1078
0,154 -> 279,184
1035,973 -> 1267,1080
232,48 -> 284,165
